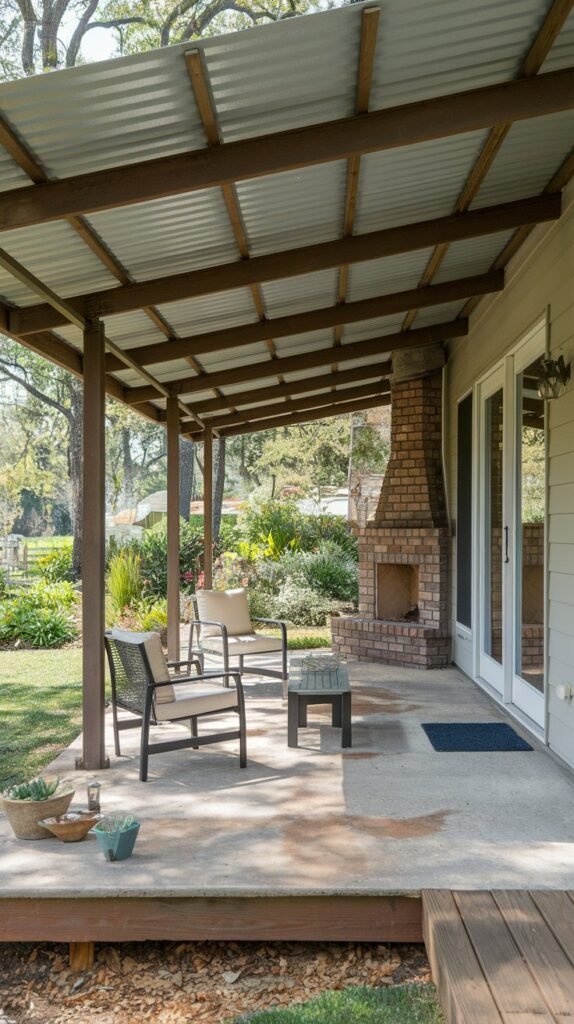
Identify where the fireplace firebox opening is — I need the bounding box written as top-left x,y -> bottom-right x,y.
376,563 -> 419,622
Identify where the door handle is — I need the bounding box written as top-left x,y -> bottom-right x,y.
504,526 -> 510,564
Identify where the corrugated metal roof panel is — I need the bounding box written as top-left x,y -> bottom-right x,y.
193,343 -> 271,375
274,329 -> 334,359
261,269 -> 339,318
370,0 -> 549,108
354,132 -> 487,235
156,287 -> 257,337
235,162 -> 348,256
472,111 -> 574,208
342,314 -> 406,344
413,301 -> 466,328
346,249 -> 432,303
0,221 -> 118,306
433,231 -> 515,283
0,46 -> 207,178
86,189 -> 239,281
0,151 -> 32,194
202,4 -> 361,144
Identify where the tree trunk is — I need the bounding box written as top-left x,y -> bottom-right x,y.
68,380 -> 83,577
213,437 -> 226,543
121,425 -> 134,509
179,437 -> 194,521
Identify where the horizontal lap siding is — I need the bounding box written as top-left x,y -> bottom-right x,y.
445,180 -> 574,770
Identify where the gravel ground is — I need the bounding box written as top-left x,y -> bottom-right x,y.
0,940 -> 433,1023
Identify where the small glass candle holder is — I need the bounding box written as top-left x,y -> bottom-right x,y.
87,779 -> 101,813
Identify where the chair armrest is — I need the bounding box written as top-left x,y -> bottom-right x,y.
148,670 -> 242,689
168,658 -> 202,670
189,618 -> 228,636
252,617 -> 287,640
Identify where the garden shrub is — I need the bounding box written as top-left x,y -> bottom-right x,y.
0,585 -> 78,648
137,519 -> 206,600
239,499 -> 304,551
138,599 -> 168,634
300,541 -> 358,605
34,545 -> 74,582
107,549 -> 143,614
271,582 -> 338,627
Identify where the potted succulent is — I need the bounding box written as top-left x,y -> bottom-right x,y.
92,814 -> 140,862
1,776 -> 75,840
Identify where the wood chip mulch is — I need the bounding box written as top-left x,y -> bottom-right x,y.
0,940 -> 432,1023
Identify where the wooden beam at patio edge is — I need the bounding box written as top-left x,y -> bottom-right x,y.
184,394 -> 391,440
1,68 -> 573,232
108,273 -> 498,370
10,193 -> 558,337
126,320 -> 466,404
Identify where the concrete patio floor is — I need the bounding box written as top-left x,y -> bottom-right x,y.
1,656 -> 574,897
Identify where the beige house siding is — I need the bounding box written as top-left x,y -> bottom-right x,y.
445,180 -> 574,770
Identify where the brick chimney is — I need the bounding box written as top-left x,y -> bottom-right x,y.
332,346 -> 451,669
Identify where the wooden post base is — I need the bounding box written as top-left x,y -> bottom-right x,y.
69,941 -> 94,973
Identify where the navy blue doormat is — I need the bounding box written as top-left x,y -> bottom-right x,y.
422,722 -> 533,752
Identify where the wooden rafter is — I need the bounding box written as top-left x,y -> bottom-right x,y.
185,48 -> 281,409
178,364 -> 392,419
401,0 -> 574,331
104,272 -> 500,370
185,393 -> 390,440
333,6 -> 380,375
126,320 -> 466,405
9,193 -> 558,337
1,68 -> 573,233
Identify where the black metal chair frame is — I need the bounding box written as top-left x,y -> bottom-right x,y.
104,635 -> 247,782
188,614 -> 288,683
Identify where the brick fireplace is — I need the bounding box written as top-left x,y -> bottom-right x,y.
332,346 -> 451,668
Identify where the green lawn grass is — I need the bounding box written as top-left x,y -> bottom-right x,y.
234,985 -> 443,1023
0,647 -> 83,788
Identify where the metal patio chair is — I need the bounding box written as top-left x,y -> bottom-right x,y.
188,588 -> 288,685
105,630 -> 246,781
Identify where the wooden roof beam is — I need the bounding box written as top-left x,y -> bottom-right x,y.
1,67 -> 573,232
106,271 -> 500,370
184,393 -> 391,440
10,193 -> 556,336
125,319 -> 466,404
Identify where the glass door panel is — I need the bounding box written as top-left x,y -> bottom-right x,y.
513,355 -> 545,724
478,371 -> 505,694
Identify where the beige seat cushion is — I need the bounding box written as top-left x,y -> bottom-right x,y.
196,589 -> 253,637
112,629 -> 175,704
201,633 -> 283,656
155,681 -> 239,722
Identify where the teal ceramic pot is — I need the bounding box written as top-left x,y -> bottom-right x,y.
94,821 -> 140,862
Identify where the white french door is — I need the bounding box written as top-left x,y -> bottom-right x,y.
476,324 -> 546,727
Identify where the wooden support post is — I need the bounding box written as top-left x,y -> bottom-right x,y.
166,396 -> 180,662
203,426 -> 213,589
69,941 -> 94,973
80,317 -> 108,770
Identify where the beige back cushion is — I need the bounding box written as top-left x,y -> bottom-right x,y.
195,589 -> 253,637
112,629 -> 174,704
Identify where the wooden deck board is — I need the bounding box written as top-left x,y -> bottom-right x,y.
453,891 -> 554,1021
530,891 -> 574,966
422,889 -> 503,1023
493,891 -> 574,1018
424,890 -> 574,1024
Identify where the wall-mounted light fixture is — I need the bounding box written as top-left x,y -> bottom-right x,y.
537,355 -> 571,400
